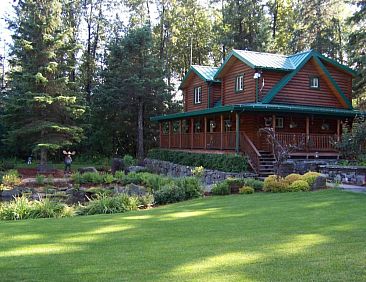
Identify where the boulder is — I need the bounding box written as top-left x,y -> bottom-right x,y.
117,183 -> 147,196
311,175 -> 327,190
78,167 -> 98,174
111,158 -> 125,175
127,166 -> 146,174
1,188 -> 22,199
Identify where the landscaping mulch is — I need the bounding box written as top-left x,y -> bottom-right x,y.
17,168 -> 65,178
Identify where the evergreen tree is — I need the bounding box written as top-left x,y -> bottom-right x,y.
92,26 -> 173,161
348,0 -> 366,107
3,0 -> 85,164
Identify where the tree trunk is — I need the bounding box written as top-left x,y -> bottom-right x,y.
40,148 -> 47,166
137,97 -> 144,164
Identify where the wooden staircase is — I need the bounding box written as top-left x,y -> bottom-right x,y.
258,151 -> 275,177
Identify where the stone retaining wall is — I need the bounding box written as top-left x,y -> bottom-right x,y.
319,165 -> 366,185
280,159 -> 338,176
144,158 -> 256,185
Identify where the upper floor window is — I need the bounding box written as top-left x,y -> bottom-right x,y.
309,76 -> 319,89
235,74 -> 244,92
194,86 -> 202,104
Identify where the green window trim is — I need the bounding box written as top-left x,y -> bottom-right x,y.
235,74 -> 244,93
309,75 -> 320,90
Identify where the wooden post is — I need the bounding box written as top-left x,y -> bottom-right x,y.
190,118 -> 194,149
235,112 -> 240,154
159,122 -> 162,148
204,116 -> 207,149
220,114 -> 224,150
179,120 -> 183,148
337,119 -> 341,141
272,114 -> 276,132
306,116 -> 310,145
168,121 -> 172,149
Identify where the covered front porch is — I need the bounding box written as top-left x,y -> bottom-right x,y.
152,103 -> 358,172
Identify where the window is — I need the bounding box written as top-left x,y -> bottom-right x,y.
309,76 -> 319,89
235,74 -> 244,92
194,86 -> 202,104
275,117 -> 284,129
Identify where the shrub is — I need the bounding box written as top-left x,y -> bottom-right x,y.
147,149 -> 248,173
114,171 -> 126,183
191,166 -> 205,178
302,171 -> 321,186
103,173 -> 115,184
36,174 -> 45,185
86,187 -> 113,197
0,196 -> 73,220
154,183 -> 186,205
77,194 -> 138,215
121,172 -> 143,185
176,177 -> 203,199
138,172 -> 172,192
82,172 -> 104,184
285,173 -> 302,185
239,186 -> 255,194
71,172 -> 83,184
211,181 -> 230,195
289,180 -> 310,192
1,170 -> 21,188
243,178 -> 264,191
123,154 -> 137,167
263,175 -> 289,193
138,194 -> 154,208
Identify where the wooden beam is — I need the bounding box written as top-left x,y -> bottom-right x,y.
272,114 -> 276,133
191,118 -> 194,149
337,119 -> 341,141
306,116 -> 310,151
168,121 -> 172,149
220,114 -> 224,150
179,120 -> 182,148
204,116 -> 207,149
236,113 -> 240,154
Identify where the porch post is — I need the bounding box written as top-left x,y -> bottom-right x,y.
159,122 -> 162,148
168,120 -> 172,149
179,120 -> 183,148
272,114 -> 276,132
337,119 -> 341,141
220,114 -> 224,150
204,116 -> 207,149
235,112 -> 240,154
190,118 -> 194,149
306,117 -> 310,146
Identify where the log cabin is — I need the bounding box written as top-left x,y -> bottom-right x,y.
151,50 -> 360,175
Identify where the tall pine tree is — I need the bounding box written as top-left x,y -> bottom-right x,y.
3,0 -> 85,164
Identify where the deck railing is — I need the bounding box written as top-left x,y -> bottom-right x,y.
206,132 -> 221,149
240,132 -> 261,173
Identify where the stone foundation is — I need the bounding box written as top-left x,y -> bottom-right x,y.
144,158 -> 256,185
319,165 -> 366,186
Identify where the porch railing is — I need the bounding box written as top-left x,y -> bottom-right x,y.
276,132 -> 337,151
240,132 -> 261,173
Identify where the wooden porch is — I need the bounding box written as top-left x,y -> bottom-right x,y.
158,112 -> 342,173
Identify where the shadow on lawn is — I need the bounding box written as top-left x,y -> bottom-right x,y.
0,190 -> 365,281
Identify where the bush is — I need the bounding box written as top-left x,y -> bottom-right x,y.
191,166 -> 205,178
1,170 -> 21,188
302,172 -> 321,186
36,174 -> 45,185
123,154 -> 137,167
263,175 -> 289,193
0,196 -> 73,220
114,171 -> 126,183
103,173 -> 115,184
71,172 -> 83,184
154,183 -> 186,205
243,178 -> 264,191
211,181 -> 230,195
138,194 -> 154,208
239,186 -> 255,194
77,194 -> 138,215
138,172 -> 172,192
147,149 -> 248,173
176,177 -> 203,199
86,187 -> 113,197
289,180 -> 310,192
71,172 -> 104,184
285,173 -> 302,185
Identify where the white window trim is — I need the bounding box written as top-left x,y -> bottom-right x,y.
310,76 -> 319,88
235,74 -> 244,92
194,86 -> 202,104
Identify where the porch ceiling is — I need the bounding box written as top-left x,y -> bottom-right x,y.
150,103 -> 361,121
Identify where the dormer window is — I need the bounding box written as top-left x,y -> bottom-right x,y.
309,76 -> 319,89
194,86 -> 202,104
235,74 -> 244,92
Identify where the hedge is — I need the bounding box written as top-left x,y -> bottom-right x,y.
147,149 -> 248,173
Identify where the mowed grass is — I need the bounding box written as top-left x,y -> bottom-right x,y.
1,190 -> 366,281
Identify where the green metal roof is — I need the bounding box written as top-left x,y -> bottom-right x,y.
179,65 -> 219,89
150,103 -> 360,121
214,49 -> 356,79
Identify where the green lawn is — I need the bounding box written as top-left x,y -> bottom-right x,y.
1,190 -> 365,281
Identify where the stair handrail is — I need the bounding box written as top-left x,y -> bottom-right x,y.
240,132 -> 261,173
